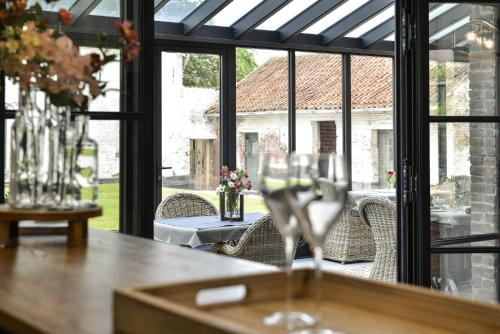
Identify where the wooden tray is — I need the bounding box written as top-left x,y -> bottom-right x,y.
114,269 -> 500,334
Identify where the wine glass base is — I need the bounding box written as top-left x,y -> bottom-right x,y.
290,328 -> 345,334
262,311 -> 316,329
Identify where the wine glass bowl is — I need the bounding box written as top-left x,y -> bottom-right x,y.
259,152 -> 316,330
286,152 -> 349,334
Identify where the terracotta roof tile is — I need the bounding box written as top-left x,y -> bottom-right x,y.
208,53 -> 393,114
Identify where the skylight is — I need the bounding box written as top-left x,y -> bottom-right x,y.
429,3 -> 458,21
91,0 -> 120,18
257,0 -> 318,31
155,0 -> 205,23
28,0 -> 77,11
429,16 -> 470,43
207,0 -> 264,27
346,5 -> 394,38
304,0 -> 370,34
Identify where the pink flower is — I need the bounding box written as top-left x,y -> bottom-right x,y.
387,170 -> 395,177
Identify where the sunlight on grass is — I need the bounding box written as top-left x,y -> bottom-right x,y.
4,184 -> 268,232
87,184 -> 269,232
162,188 -> 268,215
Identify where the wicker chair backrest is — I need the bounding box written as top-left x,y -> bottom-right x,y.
155,193 -> 218,219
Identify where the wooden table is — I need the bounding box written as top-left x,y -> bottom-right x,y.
0,204 -> 102,247
0,229 -> 275,334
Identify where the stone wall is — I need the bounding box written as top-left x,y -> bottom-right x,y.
468,4 -> 499,302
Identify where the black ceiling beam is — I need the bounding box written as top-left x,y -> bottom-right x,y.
181,0 -> 233,35
69,0 -> 103,26
429,4 -> 469,36
278,0 -> 345,42
361,18 -> 395,48
322,0 -> 393,45
154,0 -> 170,14
155,22 -> 394,56
232,0 -> 292,38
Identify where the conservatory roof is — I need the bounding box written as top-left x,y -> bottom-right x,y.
47,1 -> 477,56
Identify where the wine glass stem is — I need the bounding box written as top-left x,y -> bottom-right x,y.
285,235 -> 295,316
313,245 -> 323,326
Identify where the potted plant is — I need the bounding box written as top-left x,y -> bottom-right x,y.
216,166 -> 252,221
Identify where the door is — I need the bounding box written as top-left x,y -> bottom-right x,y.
399,0 -> 500,302
378,130 -> 394,187
244,133 -> 259,183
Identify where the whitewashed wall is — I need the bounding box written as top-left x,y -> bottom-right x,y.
160,52 -> 219,178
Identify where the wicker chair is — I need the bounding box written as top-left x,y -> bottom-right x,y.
358,197 -> 397,283
155,193 -> 218,219
212,214 -> 293,266
323,198 -> 376,263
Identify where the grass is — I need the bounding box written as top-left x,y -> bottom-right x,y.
3,184 -> 268,231
89,184 -> 268,231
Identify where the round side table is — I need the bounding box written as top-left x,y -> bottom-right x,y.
0,204 -> 102,247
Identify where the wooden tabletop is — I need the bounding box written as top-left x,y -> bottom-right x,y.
0,229 -> 275,334
0,204 -> 102,221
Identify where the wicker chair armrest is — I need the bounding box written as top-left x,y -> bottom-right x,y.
211,241 -> 243,256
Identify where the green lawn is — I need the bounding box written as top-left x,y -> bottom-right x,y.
89,184 -> 268,231
2,184 -> 268,231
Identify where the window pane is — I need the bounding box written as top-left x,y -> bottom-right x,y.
81,47 -> 121,112
90,0 -> 120,17
207,0 -> 263,27
295,52 -> 343,156
429,4 -> 499,116
155,0 -> 205,23
89,120 -> 120,231
28,0 -> 77,11
351,56 -> 394,190
235,48 -> 289,214
304,0 -> 370,34
432,253 -> 498,303
346,5 -> 394,38
5,79 -> 18,111
257,0 -> 317,31
160,52 -> 221,211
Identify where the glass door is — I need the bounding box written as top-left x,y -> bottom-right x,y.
402,1 -> 500,302
427,1 -> 500,303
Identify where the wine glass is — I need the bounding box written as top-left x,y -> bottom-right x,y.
259,152 -> 315,330
287,152 -> 348,334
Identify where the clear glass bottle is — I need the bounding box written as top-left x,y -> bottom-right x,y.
9,88 -> 43,209
49,106 -> 77,210
74,115 -> 98,207
37,99 -> 62,207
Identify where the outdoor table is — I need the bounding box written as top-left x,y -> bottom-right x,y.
154,212 -> 264,248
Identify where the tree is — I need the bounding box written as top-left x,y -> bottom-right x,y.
182,49 -> 258,88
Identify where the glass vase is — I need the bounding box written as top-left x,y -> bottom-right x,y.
74,115 -> 98,207
9,88 -> 43,209
49,107 -> 78,210
223,192 -> 244,221
37,98 -> 63,207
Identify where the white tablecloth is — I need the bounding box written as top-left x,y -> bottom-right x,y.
154,213 -> 264,248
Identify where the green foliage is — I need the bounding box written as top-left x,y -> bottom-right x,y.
236,48 -> 258,83
182,48 -> 258,88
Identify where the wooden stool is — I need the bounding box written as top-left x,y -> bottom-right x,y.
0,204 -> 102,247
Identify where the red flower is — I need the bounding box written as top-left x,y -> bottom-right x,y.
387,170 -> 395,177
58,8 -> 73,25
247,181 -> 252,190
